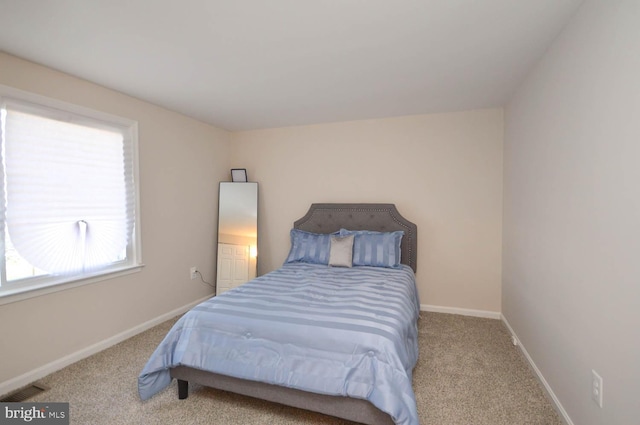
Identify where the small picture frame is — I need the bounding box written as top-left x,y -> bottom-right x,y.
231,168 -> 248,182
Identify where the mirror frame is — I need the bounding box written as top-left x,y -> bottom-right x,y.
215,182 -> 258,295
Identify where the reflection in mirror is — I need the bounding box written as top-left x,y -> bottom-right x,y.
216,182 -> 258,295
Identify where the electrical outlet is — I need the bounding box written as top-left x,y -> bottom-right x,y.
190,267 -> 198,280
592,369 -> 603,408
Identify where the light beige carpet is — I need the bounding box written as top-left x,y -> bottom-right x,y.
17,312 -> 562,424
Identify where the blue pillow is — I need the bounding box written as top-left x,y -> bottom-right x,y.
284,229 -> 337,265
338,229 -> 404,268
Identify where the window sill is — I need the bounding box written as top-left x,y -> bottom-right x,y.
0,264 -> 145,306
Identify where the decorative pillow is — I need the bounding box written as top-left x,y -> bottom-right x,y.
339,229 -> 404,268
328,234 -> 354,268
284,229 -> 337,265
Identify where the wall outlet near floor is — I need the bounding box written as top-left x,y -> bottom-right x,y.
592,369 -> 603,408
190,267 -> 198,280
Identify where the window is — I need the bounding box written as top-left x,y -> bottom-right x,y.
0,85 -> 141,301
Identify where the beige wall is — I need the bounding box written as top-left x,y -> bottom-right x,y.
0,52 -> 231,386
232,109 -> 504,313
503,1 -> 640,424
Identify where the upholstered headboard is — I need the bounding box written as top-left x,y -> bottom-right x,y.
294,203 -> 418,272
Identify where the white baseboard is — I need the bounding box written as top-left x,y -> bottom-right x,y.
0,295 -> 212,398
420,304 -> 501,319
501,315 -> 574,425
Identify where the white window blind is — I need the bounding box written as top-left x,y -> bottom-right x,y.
0,95 -> 139,293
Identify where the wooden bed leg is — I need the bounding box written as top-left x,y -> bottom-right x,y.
177,379 -> 188,399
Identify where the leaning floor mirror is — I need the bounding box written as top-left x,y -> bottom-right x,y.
216,182 -> 258,295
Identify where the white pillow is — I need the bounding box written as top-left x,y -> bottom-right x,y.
328,234 -> 354,267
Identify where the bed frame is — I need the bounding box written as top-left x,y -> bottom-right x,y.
170,203 -> 418,425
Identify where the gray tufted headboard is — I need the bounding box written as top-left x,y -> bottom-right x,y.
294,203 -> 418,272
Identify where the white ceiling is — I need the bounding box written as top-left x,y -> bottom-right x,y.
0,0 -> 583,131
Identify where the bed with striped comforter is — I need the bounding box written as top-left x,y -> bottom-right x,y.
138,262 -> 420,425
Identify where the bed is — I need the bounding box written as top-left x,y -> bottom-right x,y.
138,203 -> 419,425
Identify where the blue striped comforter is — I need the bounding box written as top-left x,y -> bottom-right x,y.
138,263 -> 420,425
